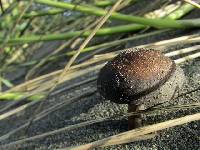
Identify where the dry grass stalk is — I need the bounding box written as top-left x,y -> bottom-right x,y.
174,51 -> 200,64
165,45 -> 200,57
64,113 -> 200,150
183,0 -> 200,8
140,34 -> 200,49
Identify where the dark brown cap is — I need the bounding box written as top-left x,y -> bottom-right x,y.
97,48 -> 176,104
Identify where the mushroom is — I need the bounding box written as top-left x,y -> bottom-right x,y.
97,48 -> 185,129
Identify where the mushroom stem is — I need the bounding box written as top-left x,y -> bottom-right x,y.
128,104 -> 145,129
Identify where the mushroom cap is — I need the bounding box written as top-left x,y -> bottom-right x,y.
97,48 -> 176,104
133,65 -> 185,107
